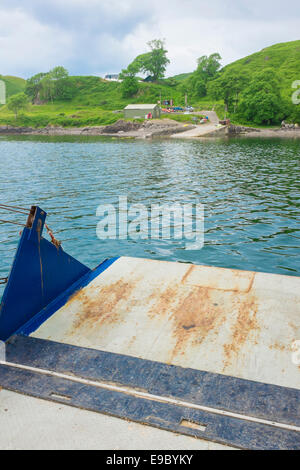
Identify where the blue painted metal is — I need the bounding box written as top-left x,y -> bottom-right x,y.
0,206 -> 91,341
16,257 -> 119,337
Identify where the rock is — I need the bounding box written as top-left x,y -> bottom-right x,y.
227,125 -> 261,135
0,125 -> 34,134
103,120 -> 142,134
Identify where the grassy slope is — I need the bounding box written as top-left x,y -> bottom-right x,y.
0,76 -> 191,127
170,72 -> 192,82
217,40 -> 300,123
70,76 -> 184,109
0,40 -> 299,127
0,75 -> 26,98
223,40 -> 300,99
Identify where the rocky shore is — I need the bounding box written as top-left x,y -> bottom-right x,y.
1,120 -> 300,139
0,119 -> 195,139
226,124 -> 300,138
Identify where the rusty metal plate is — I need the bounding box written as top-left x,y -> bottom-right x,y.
32,257 -> 300,390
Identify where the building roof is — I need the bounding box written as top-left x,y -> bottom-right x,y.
124,104 -> 159,110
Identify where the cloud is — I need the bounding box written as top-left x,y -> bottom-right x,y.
0,0 -> 299,78
0,7 -> 74,76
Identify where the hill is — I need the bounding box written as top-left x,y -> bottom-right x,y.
222,40 -> 300,95
206,40 -> 300,124
0,40 -> 299,127
68,76 -> 184,110
0,75 -> 26,99
0,76 -> 189,128
170,72 -> 192,82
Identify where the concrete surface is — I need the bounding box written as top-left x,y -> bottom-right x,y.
170,110 -> 224,138
0,389 -> 233,450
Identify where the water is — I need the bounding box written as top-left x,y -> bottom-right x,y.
0,135 -> 299,296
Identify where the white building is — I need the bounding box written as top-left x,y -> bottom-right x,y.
104,74 -> 121,82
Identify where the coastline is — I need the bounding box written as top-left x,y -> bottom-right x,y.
0,119 -> 196,139
1,121 -> 300,139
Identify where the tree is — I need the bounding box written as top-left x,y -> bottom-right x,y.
7,93 -> 29,119
208,68 -> 248,114
291,104 -> 300,124
186,53 -> 222,99
196,54 -> 222,82
41,75 -> 56,102
48,66 -> 72,99
138,39 -> 170,81
25,72 -> 47,102
49,66 -> 68,81
237,69 -> 284,124
25,67 -> 75,103
186,74 -> 206,99
55,77 -> 76,100
120,62 -> 140,98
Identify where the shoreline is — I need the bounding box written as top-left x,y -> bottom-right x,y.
0,119 -> 196,139
1,121 -> 300,139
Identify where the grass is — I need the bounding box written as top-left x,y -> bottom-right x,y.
0,76 -> 190,127
69,76 -> 186,109
170,72 -> 193,82
223,40 -> 300,103
0,103 -> 121,128
217,40 -> 300,123
1,40 -> 299,127
161,113 -> 204,123
0,75 -> 26,98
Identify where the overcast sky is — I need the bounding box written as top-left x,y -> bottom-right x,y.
0,0 -> 299,78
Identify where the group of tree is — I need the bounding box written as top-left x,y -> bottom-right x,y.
6,66 -> 77,119
25,66 -> 76,103
208,67 -> 286,125
120,39 -> 170,97
180,53 -> 222,99
5,41 -> 297,126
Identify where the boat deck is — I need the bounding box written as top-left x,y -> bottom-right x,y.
33,257 -> 300,389
1,257 -> 300,449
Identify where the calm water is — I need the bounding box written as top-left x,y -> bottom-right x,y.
0,135 -> 299,295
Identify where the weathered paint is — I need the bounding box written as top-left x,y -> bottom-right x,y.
0,206 -> 91,341
33,257 -> 300,390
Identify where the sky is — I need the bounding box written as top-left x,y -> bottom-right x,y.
0,0 -> 299,78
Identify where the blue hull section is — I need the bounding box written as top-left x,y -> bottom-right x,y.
0,207 -> 90,341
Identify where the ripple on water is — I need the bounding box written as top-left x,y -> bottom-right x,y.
0,135 -> 299,298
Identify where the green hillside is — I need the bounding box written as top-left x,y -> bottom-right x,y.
206,40 -> 300,124
0,75 -> 26,99
170,72 -> 192,82
68,76 -> 184,109
223,40 -> 300,95
0,40 -> 299,127
0,76 -> 189,128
